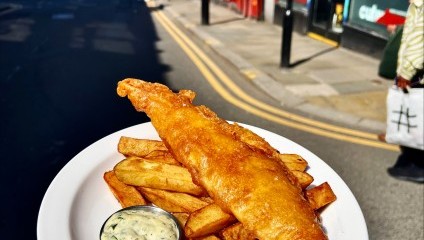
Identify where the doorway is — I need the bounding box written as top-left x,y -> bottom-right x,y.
308,0 -> 344,43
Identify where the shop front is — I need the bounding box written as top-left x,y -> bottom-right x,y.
273,0 -> 345,42
308,0 -> 344,42
341,0 -> 408,58
273,0 -> 409,58
223,0 -> 265,19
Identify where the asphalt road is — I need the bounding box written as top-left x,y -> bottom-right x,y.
1,1 -> 158,238
0,1 -> 422,239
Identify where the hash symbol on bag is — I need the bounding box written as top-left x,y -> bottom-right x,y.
391,105 -> 417,133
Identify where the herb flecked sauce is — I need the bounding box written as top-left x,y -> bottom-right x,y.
101,210 -> 178,240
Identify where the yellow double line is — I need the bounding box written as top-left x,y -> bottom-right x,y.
153,10 -> 398,152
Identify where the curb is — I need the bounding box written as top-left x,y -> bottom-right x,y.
163,6 -> 386,133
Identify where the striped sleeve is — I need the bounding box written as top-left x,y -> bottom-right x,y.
397,2 -> 424,80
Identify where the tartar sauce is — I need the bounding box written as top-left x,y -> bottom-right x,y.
101,208 -> 179,240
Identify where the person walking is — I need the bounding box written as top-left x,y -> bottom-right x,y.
384,0 -> 424,183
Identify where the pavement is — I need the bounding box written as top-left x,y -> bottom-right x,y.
155,0 -> 393,133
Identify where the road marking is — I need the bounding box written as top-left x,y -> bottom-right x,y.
156,11 -> 376,140
153,10 -> 398,152
156,10 -> 378,140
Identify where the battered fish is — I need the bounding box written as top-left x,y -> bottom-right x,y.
117,79 -> 327,240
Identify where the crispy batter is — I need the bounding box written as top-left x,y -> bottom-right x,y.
220,222 -> 257,240
117,79 -> 327,240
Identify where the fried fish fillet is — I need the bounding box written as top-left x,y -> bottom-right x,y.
117,79 -> 327,240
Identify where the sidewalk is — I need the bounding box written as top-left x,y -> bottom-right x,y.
160,0 -> 392,132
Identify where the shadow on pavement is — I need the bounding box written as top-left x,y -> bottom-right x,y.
210,17 -> 245,26
290,46 -> 337,68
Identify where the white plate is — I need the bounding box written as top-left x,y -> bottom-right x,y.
37,122 -> 368,240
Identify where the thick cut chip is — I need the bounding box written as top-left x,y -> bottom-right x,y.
172,212 -> 190,226
118,137 -> 180,165
138,187 -> 209,213
184,203 -> 237,238
114,157 -> 204,196
278,154 -> 308,172
118,136 -> 168,155
292,170 -> 314,189
306,182 -> 337,210
103,171 -> 147,208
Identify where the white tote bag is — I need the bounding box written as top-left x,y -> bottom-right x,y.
385,86 -> 424,150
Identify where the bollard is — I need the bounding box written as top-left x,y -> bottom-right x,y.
280,0 -> 293,68
201,0 -> 209,25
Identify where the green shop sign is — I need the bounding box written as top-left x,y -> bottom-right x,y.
347,0 -> 409,36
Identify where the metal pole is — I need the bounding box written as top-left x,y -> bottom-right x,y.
280,0 -> 293,68
201,0 -> 209,25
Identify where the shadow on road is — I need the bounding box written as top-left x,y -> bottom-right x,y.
0,1 -> 170,238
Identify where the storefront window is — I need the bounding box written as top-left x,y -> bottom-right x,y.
278,0 -> 308,13
346,0 -> 409,37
